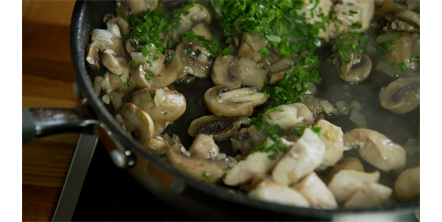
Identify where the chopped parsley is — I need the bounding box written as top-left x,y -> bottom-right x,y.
126,77 -> 130,83
350,22 -> 362,29
202,172 -> 211,181
208,149 -> 214,154
164,111 -> 168,115
291,125 -> 322,137
151,94 -> 155,99
334,32 -> 367,64
249,135 -> 288,160
182,31 -> 230,58
145,70 -> 155,80
165,52 -> 176,61
349,10 -> 358,15
410,55 -> 420,62
158,153 -> 167,158
260,47 -> 270,57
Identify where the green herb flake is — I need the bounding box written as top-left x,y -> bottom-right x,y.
349,10 -> 358,15
158,153 -> 167,158
260,47 -> 270,57
208,149 -> 214,154
187,48 -> 193,53
151,93 -> 156,99
202,172 -> 211,181
126,77 -> 130,83
164,111 -> 168,115
267,113 -> 273,120
270,106 -> 284,112
228,163 -> 234,169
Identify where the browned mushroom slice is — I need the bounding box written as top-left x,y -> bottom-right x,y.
211,55 -> 241,89
205,86 -> 268,117
188,115 -> 241,141
167,3 -> 211,43
192,23 -> 213,40
229,57 -> 268,90
132,87 -> 186,134
176,40 -> 215,78
238,33 -> 268,62
231,128 -> 253,155
117,103 -> 154,147
339,53 -> 372,83
379,77 -> 420,114
116,0 -> 158,21
166,143 -> 236,183
154,50 -> 182,87
102,49 -> 131,78
395,9 -> 420,27
344,128 -> 406,172
86,41 -> 100,71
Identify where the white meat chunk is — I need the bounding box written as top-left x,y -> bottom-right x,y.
325,157 -> 365,184
344,183 -> 393,208
328,170 -> 380,203
224,139 -> 295,186
394,166 -> 420,201
272,128 -> 326,185
262,103 -> 314,134
327,0 -> 375,39
249,181 -> 310,208
293,172 -> 338,209
344,129 -> 406,172
314,119 -> 344,169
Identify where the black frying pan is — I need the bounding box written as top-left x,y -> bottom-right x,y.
22,0 -> 420,220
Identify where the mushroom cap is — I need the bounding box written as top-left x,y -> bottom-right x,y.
343,128 -> 406,172
176,40 -> 215,78
204,85 -> 252,117
117,103 -> 154,147
394,166 -> 420,201
339,54 -> 372,83
154,50 -> 182,87
211,55 -> 241,89
166,143 -> 236,183
188,115 -> 241,141
379,77 -> 420,114
130,65 -> 160,89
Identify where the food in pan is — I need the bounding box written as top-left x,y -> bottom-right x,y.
87,0 -> 420,209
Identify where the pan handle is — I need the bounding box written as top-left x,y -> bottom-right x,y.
22,104 -> 99,144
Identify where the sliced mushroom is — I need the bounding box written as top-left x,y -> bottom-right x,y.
328,170 -> 380,203
272,128 -> 326,185
248,181 -> 310,208
103,14 -> 130,37
229,57 -> 268,89
231,128 -> 253,155
394,166 -> 420,201
262,103 -> 314,134
395,9 -> 420,27
116,0 -> 158,21
91,16 -> 128,62
205,86 -> 268,117
188,134 -> 219,159
102,49 -> 131,81
211,55 -> 241,89
132,87 -> 186,134
339,53 -> 372,83
192,23 -> 213,40
344,183 -> 393,208
117,103 -> 154,147
176,40 -> 215,78
188,115 -> 241,141
314,119 -> 344,169
384,32 -> 416,69
379,77 -> 420,114
130,65 -> 160,89
344,128 -> 406,172
155,50 -> 182,87
168,4 -> 211,43
86,41 -> 100,71
166,143 -> 236,183
292,172 -> 338,209
327,0 -> 375,38
102,71 -> 125,94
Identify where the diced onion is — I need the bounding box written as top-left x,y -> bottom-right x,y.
240,117 -> 251,125
305,84 -> 317,95
218,153 -> 227,160
163,134 -> 173,147
102,94 -> 110,104
110,91 -> 122,110
172,134 -> 181,145
154,88 -> 166,106
181,75 -> 196,84
335,101 -> 350,115
319,100 -> 338,114
350,100 -> 362,111
93,76 -> 104,96
115,114 -> 125,130
183,150 -> 191,157
231,138 -> 240,152
350,110 -> 367,128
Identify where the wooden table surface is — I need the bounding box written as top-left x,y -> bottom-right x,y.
22,1 -> 79,221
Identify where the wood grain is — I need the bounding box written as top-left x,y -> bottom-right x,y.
22,1 -> 79,221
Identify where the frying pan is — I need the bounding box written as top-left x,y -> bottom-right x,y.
22,0 -> 420,220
